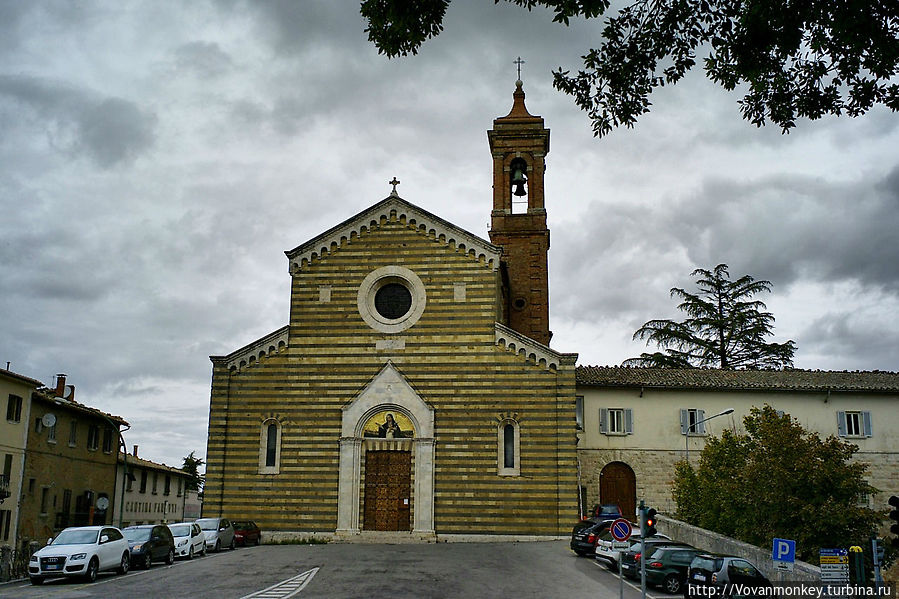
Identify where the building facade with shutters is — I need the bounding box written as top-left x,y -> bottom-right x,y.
203,82 -> 580,540
111,448 -> 199,528
575,367 -> 899,519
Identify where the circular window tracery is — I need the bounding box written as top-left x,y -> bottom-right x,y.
357,266 -> 426,333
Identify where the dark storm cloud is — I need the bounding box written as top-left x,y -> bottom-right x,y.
0,74 -> 157,168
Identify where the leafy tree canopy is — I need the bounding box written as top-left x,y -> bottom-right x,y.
182,451 -> 205,492
360,0 -> 899,136
623,263 -> 796,369
672,406 -> 882,563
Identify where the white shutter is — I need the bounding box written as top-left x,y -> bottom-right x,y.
680,409 -> 688,435
624,409 -> 633,434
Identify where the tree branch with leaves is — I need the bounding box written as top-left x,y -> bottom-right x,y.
360,0 -> 899,136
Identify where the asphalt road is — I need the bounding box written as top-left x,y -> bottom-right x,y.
1,541 -> 670,599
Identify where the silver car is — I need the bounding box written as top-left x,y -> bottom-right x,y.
28,526 -> 131,585
196,517 -> 235,552
168,521 -> 207,559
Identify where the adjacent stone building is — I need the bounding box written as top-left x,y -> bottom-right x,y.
203,82 -> 580,540
111,447 -> 199,527
576,367 -> 899,518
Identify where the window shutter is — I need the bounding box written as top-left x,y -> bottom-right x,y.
862,411 -> 872,437
680,409 -> 688,435
600,408 -> 608,434
624,409 -> 633,434
836,411 -> 847,437
697,409 -> 706,434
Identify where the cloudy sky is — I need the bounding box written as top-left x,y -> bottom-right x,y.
2,1 -> 897,470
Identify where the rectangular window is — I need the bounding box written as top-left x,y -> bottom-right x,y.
599,408 -> 633,435
35,418 -> 44,433
177,478 -> 182,497
69,420 -> 78,446
575,396 -> 584,430
47,423 -> 56,443
680,408 -> 707,435
126,471 -> 134,492
28,478 -> 35,494
40,488 -> 49,514
2,454 -> 11,479
152,471 -> 158,494
62,489 -> 72,515
102,427 -> 114,453
164,475 -> 171,496
6,395 -> 23,422
87,425 -> 100,450
0,509 -> 10,541
139,470 -> 147,494
837,411 -> 872,438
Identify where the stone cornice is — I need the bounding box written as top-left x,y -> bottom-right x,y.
494,322 -> 570,371
211,325 -> 289,372
284,196 -> 502,274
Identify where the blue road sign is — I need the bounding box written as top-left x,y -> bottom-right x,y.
773,538 -> 796,563
611,518 -> 633,542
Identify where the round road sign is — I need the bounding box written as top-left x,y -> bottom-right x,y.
610,518 -> 633,542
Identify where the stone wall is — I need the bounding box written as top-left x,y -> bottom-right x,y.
658,515 -> 821,582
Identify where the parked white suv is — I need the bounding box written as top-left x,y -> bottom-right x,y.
168,521 -> 207,559
196,517 -> 235,552
29,525 -> 131,585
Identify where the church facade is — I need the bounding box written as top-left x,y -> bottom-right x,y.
203,83 -> 580,539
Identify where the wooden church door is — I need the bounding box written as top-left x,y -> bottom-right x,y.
363,451 -> 411,531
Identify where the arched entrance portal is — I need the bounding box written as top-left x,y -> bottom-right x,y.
599,461 -> 636,520
337,363 -> 435,536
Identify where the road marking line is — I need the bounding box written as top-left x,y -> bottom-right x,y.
589,560 -> 662,599
240,567 -> 319,599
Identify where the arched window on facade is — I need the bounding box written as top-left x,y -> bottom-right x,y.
259,418 -> 281,475
497,419 -> 520,476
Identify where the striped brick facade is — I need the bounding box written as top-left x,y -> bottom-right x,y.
203,198 -> 580,538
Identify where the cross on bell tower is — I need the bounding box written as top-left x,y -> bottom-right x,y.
487,77 -> 552,345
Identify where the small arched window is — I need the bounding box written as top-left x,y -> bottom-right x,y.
259,419 -> 281,474
497,419 -> 520,477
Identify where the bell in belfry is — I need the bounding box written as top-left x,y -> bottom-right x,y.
511,164 -> 527,196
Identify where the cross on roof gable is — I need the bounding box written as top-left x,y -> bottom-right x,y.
284,195 -> 502,273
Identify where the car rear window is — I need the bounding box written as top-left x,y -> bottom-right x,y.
692,556 -> 722,571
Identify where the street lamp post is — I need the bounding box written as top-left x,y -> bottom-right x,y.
685,409 -> 734,466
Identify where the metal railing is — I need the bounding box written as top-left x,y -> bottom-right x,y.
0,541 -> 39,582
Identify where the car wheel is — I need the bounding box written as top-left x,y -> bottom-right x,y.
214,539 -> 221,552
84,557 -> 99,583
201,543 -> 207,556
229,537 -> 235,550
574,549 -> 588,557
30,577 -> 44,586
118,552 -> 130,575
143,553 -> 152,570
166,549 -> 175,565
607,560 -> 619,572
254,535 -> 260,546
188,544 -> 194,559
664,575 -> 682,594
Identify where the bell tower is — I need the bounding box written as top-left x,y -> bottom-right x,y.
488,80 -> 552,345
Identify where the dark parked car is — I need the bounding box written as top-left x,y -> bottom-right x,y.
570,519 -> 614,557
642,545 -> 702,593
620,540 -> 694,581
685,554 -> 771,598
123,524 -> 175,569
232,521 -> 261,546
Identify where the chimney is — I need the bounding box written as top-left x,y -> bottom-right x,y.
54,374 -> 67,397
133,445 -> 138,458
64,385 -> 75,401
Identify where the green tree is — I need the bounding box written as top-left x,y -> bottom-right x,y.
672,406 -> 881,563
360,0 -> 899,137
182,451 -> 205,492
623,263 -> 796,369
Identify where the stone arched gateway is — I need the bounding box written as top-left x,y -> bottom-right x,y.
600,461 -> 636,520
336,362 -> 435,536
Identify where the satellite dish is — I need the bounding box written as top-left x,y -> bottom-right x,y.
96,497 -> 110,510
41,413 -> 57,428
